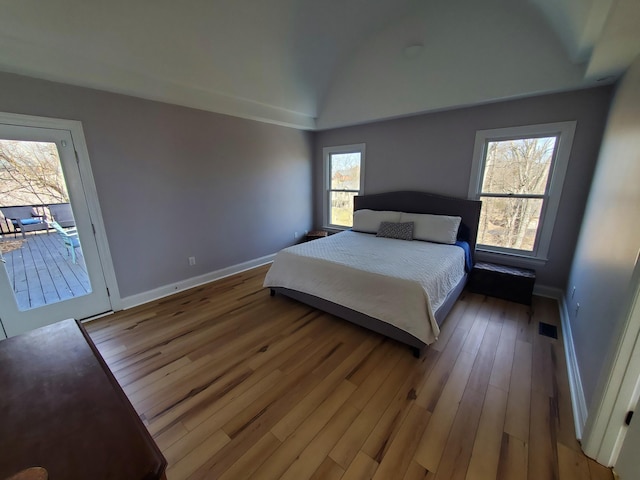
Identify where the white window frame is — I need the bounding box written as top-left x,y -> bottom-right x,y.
322,143 -> 366,230
468,121 -> 576,261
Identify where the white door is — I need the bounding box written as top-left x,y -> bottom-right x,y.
616,403 -> 640,479
614,279 -> 640,479
0,120 -> 113,337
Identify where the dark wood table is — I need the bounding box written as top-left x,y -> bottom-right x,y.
306,230 -> 328,241
0,319 -> 167,480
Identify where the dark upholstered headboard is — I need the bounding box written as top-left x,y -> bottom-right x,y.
354,191 -> 482,261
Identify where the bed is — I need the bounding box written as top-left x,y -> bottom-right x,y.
264,191 -> 482,357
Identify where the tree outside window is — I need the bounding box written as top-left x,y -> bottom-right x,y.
323,144 -> 365,228
478,136 -> 557,251
0,139 -> 70,207
469,122 -> 575,260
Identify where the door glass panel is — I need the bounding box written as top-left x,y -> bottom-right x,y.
0,139 -> 93,311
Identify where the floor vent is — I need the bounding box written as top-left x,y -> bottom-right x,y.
538,322 -> 558,339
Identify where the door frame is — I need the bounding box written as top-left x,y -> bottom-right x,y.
582,252 -> 640,465
0,111 -> 121,315
0,248 -> 4,340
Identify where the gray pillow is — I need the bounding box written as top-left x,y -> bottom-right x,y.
376,221 -> 414,241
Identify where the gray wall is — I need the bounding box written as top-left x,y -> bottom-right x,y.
315,87 -> 614,289
567,59 -> 640,409
0,72 -> 313,298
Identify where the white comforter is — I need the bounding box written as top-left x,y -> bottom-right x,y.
263,230 -> 465,345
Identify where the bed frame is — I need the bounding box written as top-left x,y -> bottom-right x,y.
270,191 -> 482,357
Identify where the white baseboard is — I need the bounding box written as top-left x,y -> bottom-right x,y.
120,253 -> 276,310
559,293 -> 589,439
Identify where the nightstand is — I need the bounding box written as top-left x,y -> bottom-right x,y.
306,230 -> 328,241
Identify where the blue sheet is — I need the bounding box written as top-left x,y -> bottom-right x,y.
455,240 -> 473,272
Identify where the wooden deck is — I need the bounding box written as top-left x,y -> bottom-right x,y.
0,231 -> 91,310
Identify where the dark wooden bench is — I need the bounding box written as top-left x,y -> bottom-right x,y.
467,261 -> 536,305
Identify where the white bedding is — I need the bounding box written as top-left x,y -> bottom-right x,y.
263,230 -> 466,345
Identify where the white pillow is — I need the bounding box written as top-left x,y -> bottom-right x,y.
352,209 -> 402,233
399,212 -> 462,244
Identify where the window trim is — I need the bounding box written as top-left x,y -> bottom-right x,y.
468,121 -> 576,261
322,143 -> 366,230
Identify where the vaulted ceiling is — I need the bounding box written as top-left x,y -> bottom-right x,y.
0,0 -> 638,130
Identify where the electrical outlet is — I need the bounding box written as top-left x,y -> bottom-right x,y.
188,256 -> 196,266
571,286 -> 576,299
294,232 -> 299,240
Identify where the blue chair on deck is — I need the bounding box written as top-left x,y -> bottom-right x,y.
50,220 -> 80,263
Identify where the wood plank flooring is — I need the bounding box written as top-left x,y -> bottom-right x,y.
85,265 -> 613,480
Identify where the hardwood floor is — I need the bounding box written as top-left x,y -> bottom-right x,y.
85,265 -> 613,480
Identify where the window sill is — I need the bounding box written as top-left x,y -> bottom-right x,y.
475,249 -> 548,267
322,225 -> 349,233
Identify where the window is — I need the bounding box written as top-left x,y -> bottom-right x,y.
323,144 -> 365,228
468,122 -> 576,260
